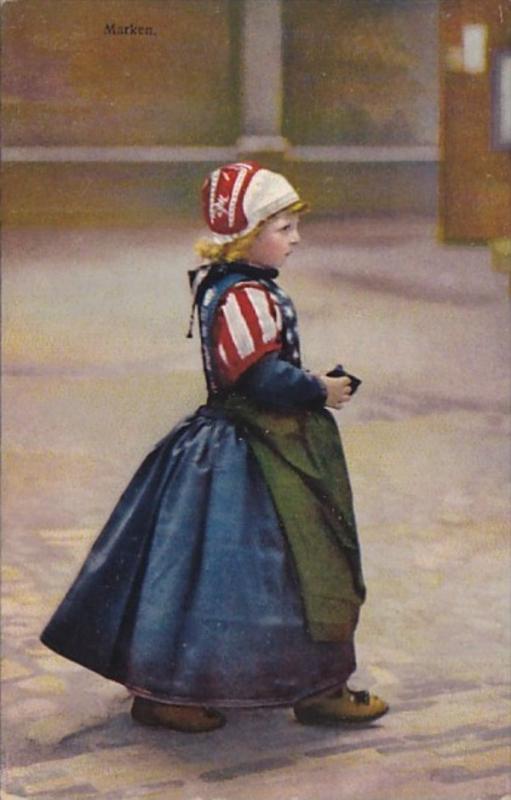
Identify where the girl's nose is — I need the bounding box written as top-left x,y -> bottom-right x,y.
291,229 -> 301,245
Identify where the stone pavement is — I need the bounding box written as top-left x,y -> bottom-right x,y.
2,218 -> 510,799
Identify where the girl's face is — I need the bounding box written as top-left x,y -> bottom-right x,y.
246,211 -> 300,269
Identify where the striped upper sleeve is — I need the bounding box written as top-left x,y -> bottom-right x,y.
212,282 -> 283,384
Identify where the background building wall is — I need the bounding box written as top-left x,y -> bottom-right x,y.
2,0 -> 439,226
283,0 -> 438,146
439,0 -> 511,241
2,0 -> 240,146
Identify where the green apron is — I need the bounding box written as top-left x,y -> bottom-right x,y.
212,394 -> 366,642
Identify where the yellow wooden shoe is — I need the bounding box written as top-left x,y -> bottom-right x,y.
294,685 -> 389,726
131,697 -> 226,733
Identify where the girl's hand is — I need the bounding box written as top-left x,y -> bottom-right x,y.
319,375 -> 352,410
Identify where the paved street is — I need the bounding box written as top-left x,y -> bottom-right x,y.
2,217 -> 510,799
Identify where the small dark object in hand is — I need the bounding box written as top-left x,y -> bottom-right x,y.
326,364 -> 362,395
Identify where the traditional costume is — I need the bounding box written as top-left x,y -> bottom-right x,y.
41,162 -> 387,726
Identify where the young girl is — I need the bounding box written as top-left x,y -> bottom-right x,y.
41,162 -> 388,733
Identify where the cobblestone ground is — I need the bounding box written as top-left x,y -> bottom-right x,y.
2,219 -> 510,799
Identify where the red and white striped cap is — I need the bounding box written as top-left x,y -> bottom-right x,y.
201,161 -> 300,244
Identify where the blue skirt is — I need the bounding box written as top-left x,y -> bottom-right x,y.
41,406 -> 356,707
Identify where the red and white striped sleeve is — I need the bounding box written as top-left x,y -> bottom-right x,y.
212,281 -> 283,385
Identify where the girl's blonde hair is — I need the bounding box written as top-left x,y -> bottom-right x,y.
195,200 -> 308,263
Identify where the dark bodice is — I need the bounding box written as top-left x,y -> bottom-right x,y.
191,261 -> 326,411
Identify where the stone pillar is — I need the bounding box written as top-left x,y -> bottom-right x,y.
237,0 -> 287,152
